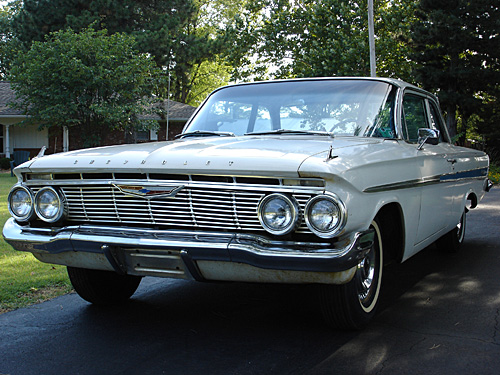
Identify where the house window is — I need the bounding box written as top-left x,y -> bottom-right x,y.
136,130 -> 149,142
135,129 -> 158,142
150,129 -> 158,141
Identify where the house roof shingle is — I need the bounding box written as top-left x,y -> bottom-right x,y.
148,99 -> 197,121
0,82 -> 23,116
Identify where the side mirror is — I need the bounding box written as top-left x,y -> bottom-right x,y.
417,128 -> 439,150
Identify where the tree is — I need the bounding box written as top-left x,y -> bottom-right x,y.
0,1 -> 23,78
12,0 -> 193,56
478,93 -> 500,158
11,0 -> 194,99
165,0 -> 249,105
222,0 -> 271,81
411,0 -> 500,141
184,58 -> 232,106
225,0 -> 418,81
9,27 -> 164,148
8,0 -> 237,104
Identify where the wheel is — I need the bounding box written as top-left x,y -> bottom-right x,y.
436,208 -> 467,253
319,219 -> 384,330
67,267 -> 142,305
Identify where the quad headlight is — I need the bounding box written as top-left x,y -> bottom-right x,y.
34,187 -> 66,223
305,194 -> 346,238
258,193 -> 300,235
8,186 -> 35,222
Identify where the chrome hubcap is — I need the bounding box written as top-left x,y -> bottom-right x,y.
357,248 -> 376,304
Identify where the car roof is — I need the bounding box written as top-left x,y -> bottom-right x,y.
218,77 -> 434,100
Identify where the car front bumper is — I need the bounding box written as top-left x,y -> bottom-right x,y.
3,218 -> 374,284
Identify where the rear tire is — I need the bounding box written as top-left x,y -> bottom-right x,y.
67,267 -> 142,305
436,209 -> 466,253
319,219 -> 384,330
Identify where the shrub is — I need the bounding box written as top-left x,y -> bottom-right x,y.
0,158 -> 12,170
489,163 -> 500,185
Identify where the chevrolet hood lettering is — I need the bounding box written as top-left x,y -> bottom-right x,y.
24,137 -> 381,177
113,184 -> 184,199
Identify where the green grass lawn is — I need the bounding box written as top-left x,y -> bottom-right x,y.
0,173 -> 72,313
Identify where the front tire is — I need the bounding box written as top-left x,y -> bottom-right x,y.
319,219 -> 384,330
67,267 -> 142,305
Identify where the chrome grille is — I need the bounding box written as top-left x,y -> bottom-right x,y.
59,184 -> 318,233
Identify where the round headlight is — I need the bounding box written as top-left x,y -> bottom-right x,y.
258,193 -> 300,235
34,187 -> 65,223
8,186 -> 34,222
305,195 -> 346,238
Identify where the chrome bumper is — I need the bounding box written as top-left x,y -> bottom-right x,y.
3,218 -> 374,284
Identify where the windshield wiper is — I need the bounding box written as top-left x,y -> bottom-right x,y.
176,130 -> 236,139
245,129 -> 334,137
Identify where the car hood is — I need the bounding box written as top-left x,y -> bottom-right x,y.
22,136 -> 383,178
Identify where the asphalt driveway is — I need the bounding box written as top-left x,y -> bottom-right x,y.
1,188 -> 499,375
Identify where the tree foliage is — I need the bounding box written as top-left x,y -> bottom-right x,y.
4,0 -> 238,105
3,0 -> 500,154
9,28 -> 163,147
479,92 -> 500,159
0,1 -> 23,78
165,0 -> 249,104
12,0 -> 193,61
411,0 -> 500,141
226,0 -> 417,81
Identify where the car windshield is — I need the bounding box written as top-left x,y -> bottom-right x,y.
184,79 -> 396,138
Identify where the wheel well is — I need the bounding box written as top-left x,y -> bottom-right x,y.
467,192 -> 478,209
375,203 -> 405,265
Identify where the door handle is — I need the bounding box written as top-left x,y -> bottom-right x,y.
447,158 -> 457,164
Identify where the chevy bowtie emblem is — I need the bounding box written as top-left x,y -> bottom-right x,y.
113,184 -> 184,199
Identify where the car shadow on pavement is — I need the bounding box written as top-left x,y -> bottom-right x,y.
66,242 -> 473,374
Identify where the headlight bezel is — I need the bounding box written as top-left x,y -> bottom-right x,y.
8,185 -> 35,222
305,194 -> 347,238
34,186 -> 66,223
258,193 -> 300,236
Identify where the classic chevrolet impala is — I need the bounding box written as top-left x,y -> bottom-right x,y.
3,78 -> 490,329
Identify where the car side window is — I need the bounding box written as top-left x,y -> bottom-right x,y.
402,94 -> 428,143
428,101 -> 446,143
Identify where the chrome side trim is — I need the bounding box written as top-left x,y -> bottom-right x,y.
364,177 -> 439,193
364,167 -> 488,193
439,167 -> 489,182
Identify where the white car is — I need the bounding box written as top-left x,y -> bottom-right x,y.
3,77 -> 490,329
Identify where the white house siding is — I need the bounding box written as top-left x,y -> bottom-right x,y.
6,122 -> 48,152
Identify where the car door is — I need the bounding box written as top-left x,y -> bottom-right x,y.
401,92 -> 455,247
426,100 -> 489,220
